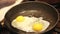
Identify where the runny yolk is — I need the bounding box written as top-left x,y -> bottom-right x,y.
15,16 -> 25,22
32,22 -> 43,32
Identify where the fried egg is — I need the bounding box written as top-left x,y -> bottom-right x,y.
12,16 -> 38,32
12,16 -> 50,33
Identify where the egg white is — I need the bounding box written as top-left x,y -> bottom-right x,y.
12,16 -> 50,32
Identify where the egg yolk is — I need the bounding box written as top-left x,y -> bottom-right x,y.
15,16 -> 25,22
32,22 -> 43,32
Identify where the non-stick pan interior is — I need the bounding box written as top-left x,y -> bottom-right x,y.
4,1 -> 58,34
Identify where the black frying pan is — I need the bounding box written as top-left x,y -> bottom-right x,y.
4,1 -> 59,34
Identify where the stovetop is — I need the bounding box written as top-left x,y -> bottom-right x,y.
0,0 -> 60,34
